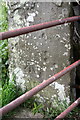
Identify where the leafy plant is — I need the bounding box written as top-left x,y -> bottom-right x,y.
32,102 -> 43,115
42,99 -> 80,119
2,81 -> 16,106
0,1 -> 9,87
43,100 -> 68,118
0,0 -> 9,109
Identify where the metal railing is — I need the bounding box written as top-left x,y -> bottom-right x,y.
0,16 -> 80,119
55,97 -> 80,120
0,16 -> 80,40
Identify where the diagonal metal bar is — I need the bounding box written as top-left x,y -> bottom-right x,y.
0,16 -> 80,40
54,97 -> 80,120
0,60 -> 80,116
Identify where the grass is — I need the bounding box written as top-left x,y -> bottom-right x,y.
0,0 -> 9,109
0,0 -> 9,87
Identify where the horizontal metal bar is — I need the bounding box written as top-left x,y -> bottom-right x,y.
0,60 -> 80,116
0,16 -> 80,40
54,97 -> 80,120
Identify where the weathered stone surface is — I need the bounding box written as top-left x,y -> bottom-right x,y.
11,108 -> 43,118
8,2 -> 71,105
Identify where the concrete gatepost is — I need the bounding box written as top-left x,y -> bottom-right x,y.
8,1 -> 71,105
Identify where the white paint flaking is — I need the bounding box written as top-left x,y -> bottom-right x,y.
26,22 -> 30,26
66,96 -> 70,104
63,52 -> 68,56
36,75 -> 40,78
43,62 -> 46,65
14,67 -> 26,91
50,82 -> 66,101
34,36 -> 37,39
43,67 -> 47,71
27,13 -> 36,22
60,40 -> 65,43
37,4 -> 39,8
54,64 -> 58,69
35,11 -> 39,15
50,67 -> 53,71
20,0 -> 29,4
55,34 -> 60,38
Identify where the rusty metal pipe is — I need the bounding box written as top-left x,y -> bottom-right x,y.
0,60 -> 80,116
54,97 -> 80,120
0,16 -> 80,40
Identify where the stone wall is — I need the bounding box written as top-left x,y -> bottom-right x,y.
8,1 -> 71,105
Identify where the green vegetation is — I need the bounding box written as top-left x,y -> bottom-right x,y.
2,74 -> 23,107
0,1 -> 9,87
32,98 -> 80,119
43,99 -> 69,118
32,102 -> 43,115
43,101 -> 80,119
0,0 -> 8,108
